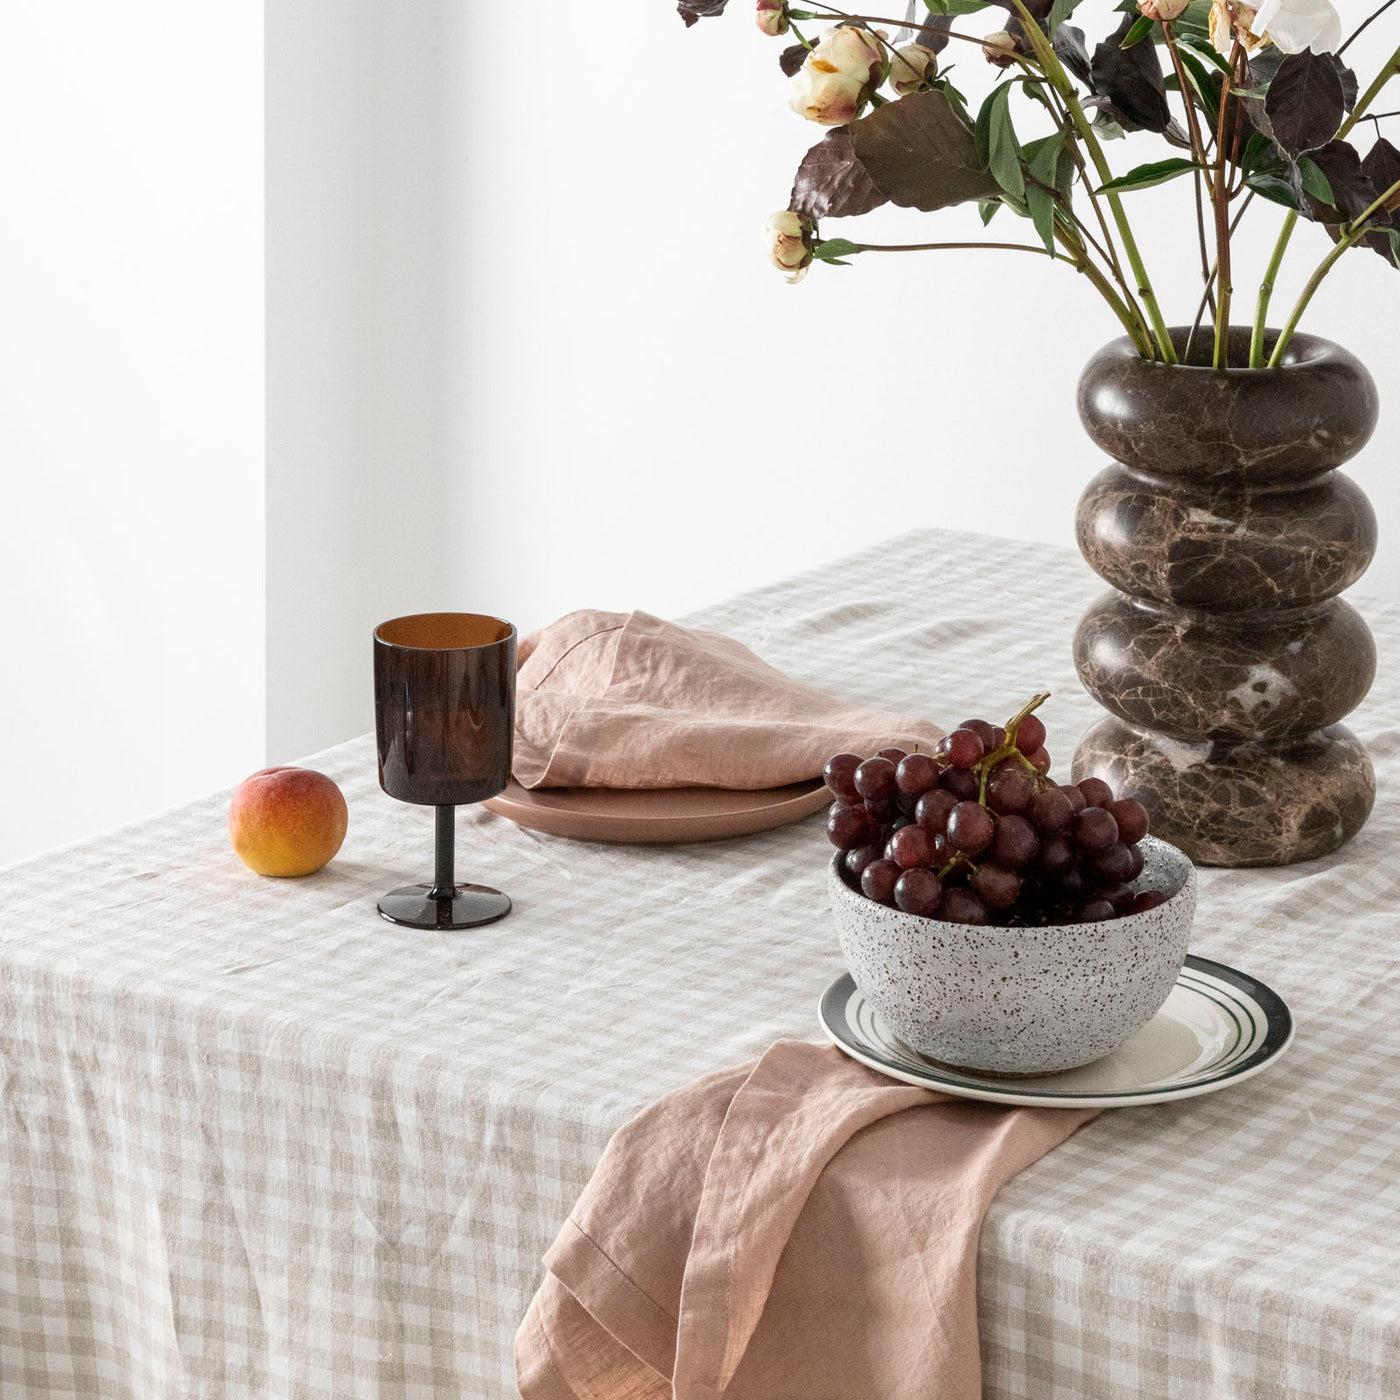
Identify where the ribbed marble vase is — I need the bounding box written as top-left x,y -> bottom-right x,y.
1071,328 -> 1379,867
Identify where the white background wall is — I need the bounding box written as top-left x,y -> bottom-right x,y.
0,3 -> 264,866
3,0 -> 1397,868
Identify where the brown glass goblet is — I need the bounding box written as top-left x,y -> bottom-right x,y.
374,612 -> 516,929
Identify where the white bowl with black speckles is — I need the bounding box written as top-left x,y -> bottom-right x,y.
829,836 -> 1196,1076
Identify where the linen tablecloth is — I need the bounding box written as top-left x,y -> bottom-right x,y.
1,526 -> 1397,1399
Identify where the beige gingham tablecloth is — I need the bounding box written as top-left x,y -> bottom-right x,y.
2,527 -> 1399,1399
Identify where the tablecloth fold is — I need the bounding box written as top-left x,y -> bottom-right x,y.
513,609 -> 943,789
516,1041 -> 1096,1399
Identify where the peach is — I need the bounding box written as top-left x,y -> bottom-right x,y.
228,766 -> 348,877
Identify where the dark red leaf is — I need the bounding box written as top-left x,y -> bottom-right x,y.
1302,140 -> 1373,222
1360,138 -> 1400,261
779,43 -> 807,77
790,129 -> 889,219
678,0 -> 729,25
1090,14 -> 1170,133
1263,50 -> 1345,159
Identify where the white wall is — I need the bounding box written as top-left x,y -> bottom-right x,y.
265,0 -> 459,764
444,0 -> 1400,629
0,3 -> 264,867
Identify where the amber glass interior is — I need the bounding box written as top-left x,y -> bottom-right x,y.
374,613 -> 516,806
375,613 -> 513,650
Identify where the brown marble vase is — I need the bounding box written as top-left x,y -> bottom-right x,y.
1071,328 -> 1379,867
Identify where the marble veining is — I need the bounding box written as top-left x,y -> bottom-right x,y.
1071,329 -> 1378,866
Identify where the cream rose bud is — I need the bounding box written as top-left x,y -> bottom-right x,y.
765,211 -> 814,283
982,30 -> 1019,66
818,24 -> 887,84
789,64 -> 865,125
756,0 -> 788,37
1250,0 -> 1342,54
1210,0 -> 1268,54
1139,0 -> 1189,20
890,43 -> 938,96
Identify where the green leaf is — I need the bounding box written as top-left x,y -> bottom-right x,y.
1026,184 -> 1056,253
1297,155 -> 1334,205
1046,0 -> 1077,35
1245,170 -> 1303,210
812,238 -> 862,262
1383,226 -> 1400,269
922,0 -> 990,14
848,87 -> 1000,212
1239,130 -> 1276,175
1096,156 -> 1201,193
1173,47 -> 1222,126
1120,15 -> 1154,47
976,83 -> 1025,202
1175,32 -> 1233,73
978,197 -> 1001,226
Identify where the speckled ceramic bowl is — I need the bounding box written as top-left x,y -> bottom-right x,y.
829,836 -> 1196,1075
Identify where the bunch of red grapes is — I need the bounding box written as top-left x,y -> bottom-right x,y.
825,695 -> 1167,926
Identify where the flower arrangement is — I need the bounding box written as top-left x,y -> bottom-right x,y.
679,0 -> 1400,368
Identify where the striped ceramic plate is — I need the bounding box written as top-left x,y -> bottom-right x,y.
818,954 -> 1294,1108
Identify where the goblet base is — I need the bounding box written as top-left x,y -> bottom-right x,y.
377,883 -> 512,930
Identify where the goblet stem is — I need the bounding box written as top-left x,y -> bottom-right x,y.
431,804 -> 456,899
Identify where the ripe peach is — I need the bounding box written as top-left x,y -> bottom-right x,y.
228,766 -> 348,877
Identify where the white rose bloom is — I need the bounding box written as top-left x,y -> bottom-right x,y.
788,64 -> 865,125
1210,0 -> 1267,54
1250,0 -> 1342,53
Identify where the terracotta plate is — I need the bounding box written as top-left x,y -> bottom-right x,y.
481,778 -> 830,844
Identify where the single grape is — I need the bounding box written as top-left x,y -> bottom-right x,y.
972,864 -> 1021,910
939,767 -> 980,802
1027,748 -> 1052,776
1109,797 -> 1149,844
878,746 -> 908,765
958,719 -> 997,750
1078,898 -> 1115,922
1059,783 -> 1088,814
844,844 -> 883,881
987,726 -> 1007,752
987,765 -> 1032,816
854,756 -> 898,801
1124,843 -> 1145,881
823,753 -> 861,803
827,803 -> 876,851
1013,713 -> 1046,755
896,792 -> 918,818
915,788 -> 958,836
890,816 -> 912,834
1099,881 -> 1137,914
1028,787 -> 1074,836
991,813 -> 1039,868
860,858 -> 901,905
887,824 -> 936,870
941,728 -> 986,769
1059,868 -> 1087,902
1078,777 -> 1115,808
1033,834 -> 1076,877
894,868 -> 943,917
864,795 -> 900,825
1129,889 -> 1169,914
1073,806 -> 1119,853
1084,842 -> 1135,885
946,800 -> 994,855
896,752 -> 941,799
939,887 -> 990,925
930,832 -> 950,864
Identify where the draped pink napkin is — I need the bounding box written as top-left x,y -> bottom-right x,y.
516,1042 -> 1097,1399
513,610 -> 944,790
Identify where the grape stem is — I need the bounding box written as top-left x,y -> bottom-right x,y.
976,692 -> 1051,802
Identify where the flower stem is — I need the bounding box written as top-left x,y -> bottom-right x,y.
1267,173 -> 1400,366
1006,0 -> 1176,362
1250,209 -> 1294,368
853,240 -> 1072,257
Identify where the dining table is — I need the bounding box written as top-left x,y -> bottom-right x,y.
1,525 -> 1398,1399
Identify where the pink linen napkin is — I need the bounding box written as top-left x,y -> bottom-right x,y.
516,1041 -> 1098,1399
513,609 -> 944,790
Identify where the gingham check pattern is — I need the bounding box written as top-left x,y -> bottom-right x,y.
1,527 -> 1397,1398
